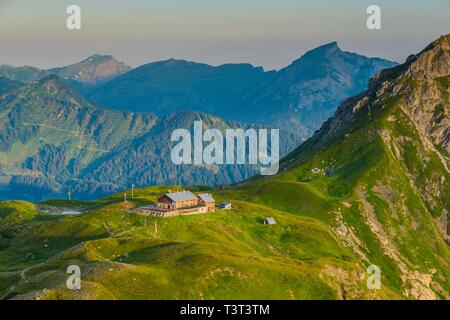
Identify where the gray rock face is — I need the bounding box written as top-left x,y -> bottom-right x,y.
49,55 -> 132,85
0,55 -> 131,86
311,35 -> 450,156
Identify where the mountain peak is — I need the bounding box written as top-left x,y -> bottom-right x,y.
37,74 -> 73,95
35,74 -> 89,106
316,41 -> 339,50
288,42 -> 343,67
370,33 -> 450,88
405,33 -> 450,79
82,54 -> 114,63
162,58 -> 192,66
49,55 -> 131,85
299,41 -> 341,61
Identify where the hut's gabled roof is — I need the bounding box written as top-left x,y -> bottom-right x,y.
163,191 -> 197,203
198,193 -> 215,203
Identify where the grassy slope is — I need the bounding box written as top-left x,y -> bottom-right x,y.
0,185 -> 386,300
0,91 -> 448,299
225,91 -> 450,299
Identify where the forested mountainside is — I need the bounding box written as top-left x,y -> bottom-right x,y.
0,76 -> 299,200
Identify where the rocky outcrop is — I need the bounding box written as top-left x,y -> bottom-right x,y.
310,35 -> 450,157
50,55 -> 132,85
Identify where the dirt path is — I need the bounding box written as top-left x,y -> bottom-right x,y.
0,265 -> 33,300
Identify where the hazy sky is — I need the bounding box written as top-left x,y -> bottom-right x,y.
1,0 -> 449,70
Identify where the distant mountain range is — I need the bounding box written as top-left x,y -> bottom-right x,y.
86,43 -> 396,138
1,44 -> 396,139
0,55 -> 130,86
86,59 -> 274,116
0,43 -> 396,200
0,65 -> 50,84
235,42 -> 397,136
